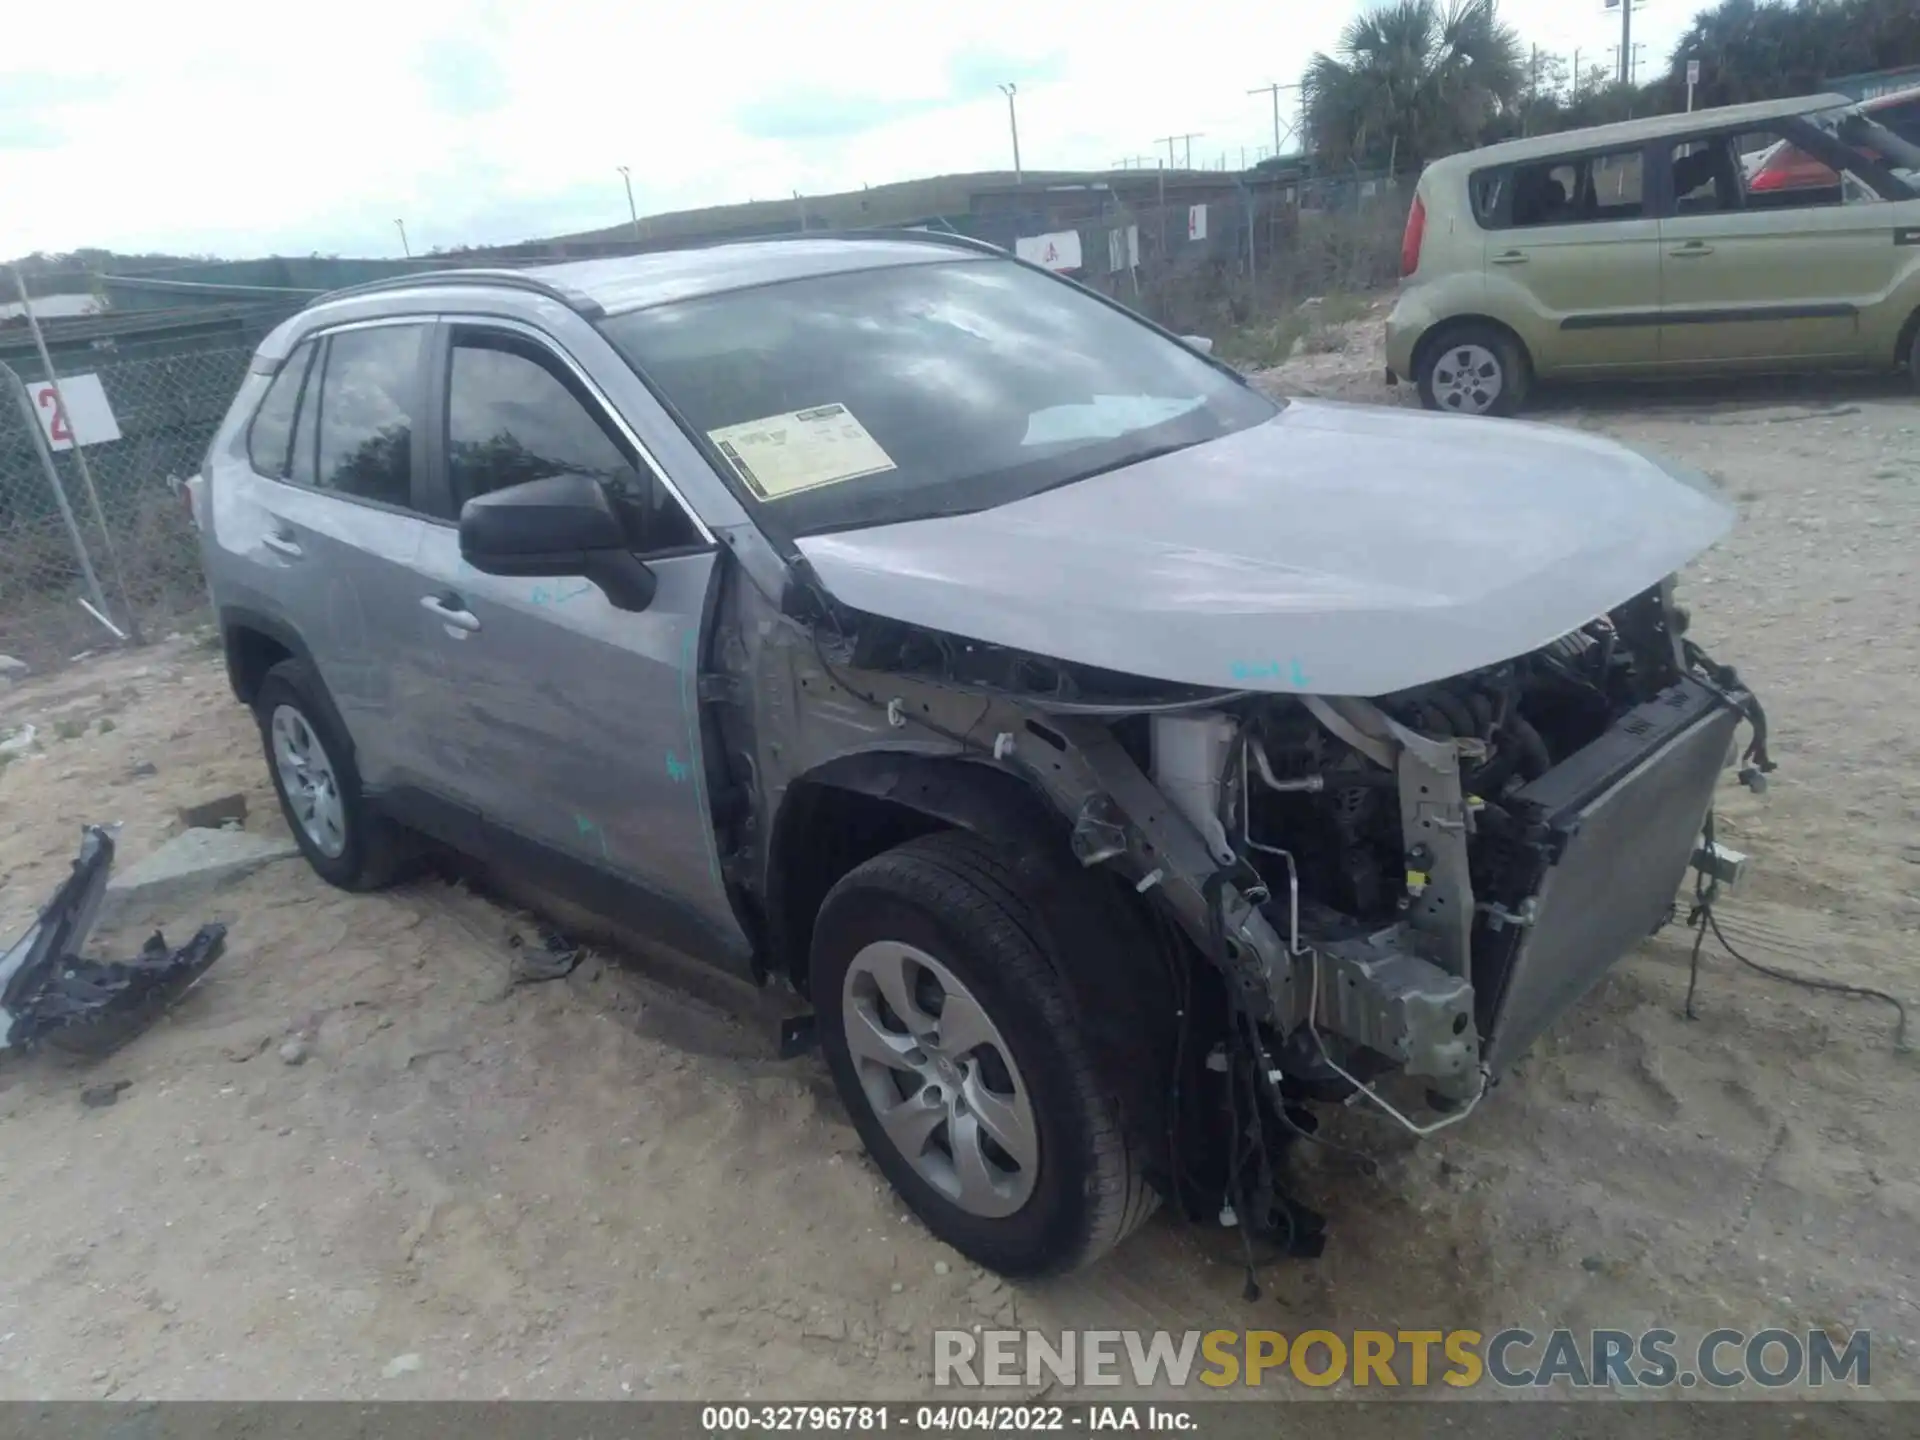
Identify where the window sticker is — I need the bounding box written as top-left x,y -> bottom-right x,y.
707,403 -> 896,500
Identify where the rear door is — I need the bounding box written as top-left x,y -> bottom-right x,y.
214,319 -> 439,790
407,318 -> 745,965
1658,125 -> 1899,367
1481,145 -> 1661,374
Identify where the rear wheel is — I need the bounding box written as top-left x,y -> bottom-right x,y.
1907,320 -> 1920,393
254,659 -> 406,891
811,832 -> 1157,1277
1416,323 -> 1530,417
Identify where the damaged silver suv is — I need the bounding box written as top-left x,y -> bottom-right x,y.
193,234 -> 1770,1277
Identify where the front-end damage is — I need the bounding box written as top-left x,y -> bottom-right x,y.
706,562 -> 1769,1247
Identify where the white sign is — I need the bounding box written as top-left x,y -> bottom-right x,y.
1687,59 -> 1701,85
707,403 -> 896,501
1106,224 -> 1140,272
1187,204 -> 1208,242
1015,231 -> 1083,271
28,374 -> 121,452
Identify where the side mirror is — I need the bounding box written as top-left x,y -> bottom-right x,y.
1180,334 -> 1215,355
459,472 -> 657,612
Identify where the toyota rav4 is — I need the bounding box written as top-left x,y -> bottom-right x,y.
193,234 -> 1769,1277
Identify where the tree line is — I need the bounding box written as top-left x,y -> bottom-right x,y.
1301,0 -> 1920,174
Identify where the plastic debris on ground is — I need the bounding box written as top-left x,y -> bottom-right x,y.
0,825 -> 227,1056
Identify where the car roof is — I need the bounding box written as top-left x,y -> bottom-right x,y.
1865,83 -> 1920,111
531,236 -> 985,314
301,235 -> 988,329
1428,92 -> 1856,172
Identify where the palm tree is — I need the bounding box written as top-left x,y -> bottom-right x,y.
1303,0 -> 1525,172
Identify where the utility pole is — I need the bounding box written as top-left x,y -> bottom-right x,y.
1619,0 -> 1633,85
1572,49 -> 1580,97
1247,82 -> 1297,161
997,83 -> 1022,184
616,165 -> 643,241
1156,132 -> 1203,169
394,218 -> 410,257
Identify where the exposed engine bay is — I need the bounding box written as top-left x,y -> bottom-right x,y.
788,571 -> 1769,1180
717,556 -> 1772,1262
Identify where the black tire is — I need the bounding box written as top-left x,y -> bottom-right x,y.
1907,321 -> 1920,394
1416,323 -> 1531,417
254,659 -> 405,891
811,831 -> 1158,1277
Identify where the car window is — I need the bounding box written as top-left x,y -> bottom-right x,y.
1671,138 -> 1745,214
246,341 -> 316,478
1731,127 -> 1888,208
313,325 -> 425,509
600,257 -> 1277,538
1469,169 -> 1506,225
446,329 -> 702,553
1507,148 -> 1643,227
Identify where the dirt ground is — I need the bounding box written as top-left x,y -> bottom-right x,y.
2,319 -> 1917,1402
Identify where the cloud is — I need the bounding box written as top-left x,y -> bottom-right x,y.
417,37 -> 511,117
0,0 -> 1697,260
943,47 -> 1067,96
0,73 -> 118,151
736,90 -> 943,143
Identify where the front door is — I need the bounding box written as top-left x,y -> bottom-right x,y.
407,320 -> 746,968
1658,129 -> 1898,367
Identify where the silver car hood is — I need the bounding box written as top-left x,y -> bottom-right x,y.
794,399 -> 1733,697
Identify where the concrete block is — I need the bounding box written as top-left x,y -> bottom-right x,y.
100,827 -> 300,926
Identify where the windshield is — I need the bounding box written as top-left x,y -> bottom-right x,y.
599,257 -> 1277,536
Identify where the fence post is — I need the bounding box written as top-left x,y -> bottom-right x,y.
2,358 -> 116,635
10,266 -> 145,644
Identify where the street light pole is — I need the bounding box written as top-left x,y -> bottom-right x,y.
617,165 -> 643,241
997,83 -> 1022,184
394,219 -> 410,257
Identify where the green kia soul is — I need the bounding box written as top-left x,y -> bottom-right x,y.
1385,93 -> 1920,416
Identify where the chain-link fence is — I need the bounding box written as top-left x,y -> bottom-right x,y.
1,329 -> 276,676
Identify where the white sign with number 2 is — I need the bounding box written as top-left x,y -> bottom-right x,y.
28,373 -> 122,451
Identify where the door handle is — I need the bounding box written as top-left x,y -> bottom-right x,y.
420,594 -> 481,633
1669,242 -> 1715,257
1492,250 -> 1529,265
261,533 -> 303,559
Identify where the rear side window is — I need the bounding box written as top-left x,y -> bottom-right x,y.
314,325 -> 425,509
246,342 -> 316,478
1504,148 -> 1644,227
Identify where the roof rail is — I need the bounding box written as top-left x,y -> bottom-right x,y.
305,267 -> 606,319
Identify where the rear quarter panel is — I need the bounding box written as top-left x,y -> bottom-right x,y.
1385,168 -> 1489,375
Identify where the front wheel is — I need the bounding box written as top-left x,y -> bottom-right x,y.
1416,324 -> 1530,417
811,832 -> 1157,1277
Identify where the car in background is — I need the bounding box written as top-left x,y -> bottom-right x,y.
1745,84 -> 1920,193
1386,93 -> 1920,416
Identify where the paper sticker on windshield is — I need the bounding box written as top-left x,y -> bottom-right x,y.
707,403 -> 896,501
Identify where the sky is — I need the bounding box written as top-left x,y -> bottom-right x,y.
0,0 -> 1694,261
